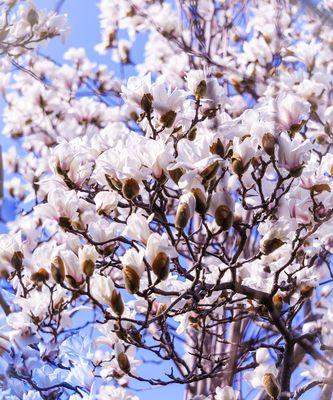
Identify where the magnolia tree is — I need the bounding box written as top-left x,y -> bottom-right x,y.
0,0 -> 333,399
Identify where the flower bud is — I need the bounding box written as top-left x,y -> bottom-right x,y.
111,290 -> 124,316
175,202 -> 191,230
200,161 -> 219,182
168,167 -> 184,184
51,256 -> 65,284
289,165 -> 304,178
152,252 -> 170,281
272,293 -> 283,310
191,188 -> 207,214
117,352 -> 131,374
231,153 -> 246,176
140,93 -> 153,113
11,251 -> 24,271
188,127 -> 197,141
82,260 -> 95,278
122,178 -> 140,200
160,110 -> 176,128
195,80 -> 207,99
123,266 -> 140,294
30,268 -> 49,283
262,373 -> 280,399
214,205 -> 233,231
27,8 -> 39,26
300,285 -> 314,298
210,139 -> 225,157
262,238 -> 284,255
262,133 -> 276,156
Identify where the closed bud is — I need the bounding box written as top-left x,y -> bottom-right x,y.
195,80 -> 207,99
210,139 -> 225,157
82,260 -> 95,278
160,110 -> 176,128
123,266 -> 140,294
262,133 -> 276,156
117,352 -> 131,374
262,373 -> 280,399
168,167 -> 184,184
128,325 -> 142,344
262,238 -> 284,255
31,267 -> 49,283
200,161 -> 219,182
11,251 -> 24,271
300,285 -> 314,298
175,203 -> 191,230
191,188 -> 207,214
188,127 -> 197,141
122,178 -> 140,200
152,252 -> 170,281
231,153 -> 246,176
51,256 -> 65,284
272,293 -> 283,310
140,93 -> 153,113
214,205 -> 233,231
27,8 -> 39,26
111,290 -> 124,316
289,165 -> 303,178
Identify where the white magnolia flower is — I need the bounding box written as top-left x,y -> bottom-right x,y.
215,386 -> 240,400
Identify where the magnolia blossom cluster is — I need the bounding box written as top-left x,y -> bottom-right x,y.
0,0 -> 69,57
0,0 -> 333,399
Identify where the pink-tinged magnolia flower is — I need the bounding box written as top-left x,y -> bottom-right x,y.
35,189 -> 79,225
277,132 -> 311,174
275,92 -> 310,131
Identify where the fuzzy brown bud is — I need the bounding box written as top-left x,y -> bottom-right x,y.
187,127 -> 197,141
262,238 -> 284,255
122,178 -> 140,200
195,80 -> 207,99
140,93 -> 153,113
31,267 -> 49,283
214,205 -> 233,231
111,290 -> 125,316
117,352 -> 131,374
152,252 -> 170,281
300,285 -> 314,298
262,373 -> 280,399
175,203 -> 191,230
231,153 -> 246,176
168,168 -> 184,185
51,256 -> 65,284
11,251 -> 24,271
123,266 -> 140,294
200,161 -> 219,182
289,165 -> 304,178
160,110 -> 176,128
210,138 -> 225,157
191,188 -> 207,214
272,293 -> 283,310
82,260 -> 95,278
262,133 -> 276,156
